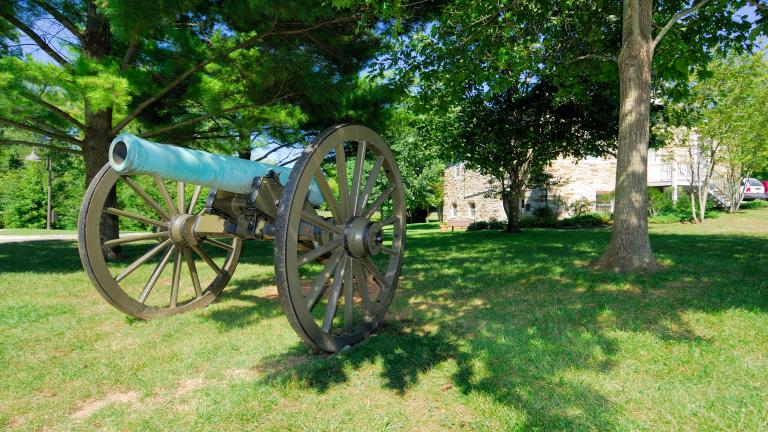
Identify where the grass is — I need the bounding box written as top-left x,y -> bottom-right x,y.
0,228 -> 77,236
1,208 -> 767,431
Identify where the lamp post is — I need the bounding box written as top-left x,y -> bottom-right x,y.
24,141 -> 53,230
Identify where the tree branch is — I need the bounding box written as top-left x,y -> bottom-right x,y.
0,11 -> 69,65
0,138 -> 81,154
138,105 -> 248,139
121,37 -> 138,71
20,91 -> 85,130
110,15 -> 358,135
653,0 -> 712,48
30,0 -> 84,41
564,54 -> 618,65
0,117 -> 82,146
254,141 -> 301,162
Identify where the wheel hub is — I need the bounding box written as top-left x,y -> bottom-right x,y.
169,213 -> 198,245
344,217 -> 383,258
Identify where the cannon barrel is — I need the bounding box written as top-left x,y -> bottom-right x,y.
108,133 -> 323,205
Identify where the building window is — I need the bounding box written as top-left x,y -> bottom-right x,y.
468,202 -> 476,219
451,202 -> 458,217
595,191 -> 614,215
454,163 -> 462,179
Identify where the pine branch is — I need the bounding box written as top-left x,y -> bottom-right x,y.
110,15 -> 358,135
21,92 -> 85,130
30,0 -> 84,41
0,11 -> 69,65
0,117 -> 82,146
139,105 -> 248,139
653,0 -> 712,48
0,138 -> 81,154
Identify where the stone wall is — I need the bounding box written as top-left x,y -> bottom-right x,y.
443,156 -> 617,221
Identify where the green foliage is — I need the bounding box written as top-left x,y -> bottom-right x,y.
384,107 -> 444,218
0,162 -> 47,228
740,200 -> 768,210
468,213 -> 610,230
567,199 -> 595,217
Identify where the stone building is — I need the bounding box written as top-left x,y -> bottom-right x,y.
443,156 -> 617,222
443,148 -> 695,222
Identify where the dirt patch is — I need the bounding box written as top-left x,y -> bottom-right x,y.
173,378 -> 207,397
71,391 -> 140,420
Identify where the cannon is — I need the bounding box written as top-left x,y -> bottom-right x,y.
78,124 -> 405,352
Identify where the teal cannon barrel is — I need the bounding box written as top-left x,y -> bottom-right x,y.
108,133 -> 324,205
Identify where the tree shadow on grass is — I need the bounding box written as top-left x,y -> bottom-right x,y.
0,240 -> 82,274
247,228 -> 767,430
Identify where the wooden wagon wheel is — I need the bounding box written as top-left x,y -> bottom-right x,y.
274,124 -> 406,352
78,164 -> 243,319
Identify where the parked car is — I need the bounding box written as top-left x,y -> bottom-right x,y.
741,178 -> 766,201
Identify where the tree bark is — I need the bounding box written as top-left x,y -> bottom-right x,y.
594,0 -> 660,272
83,1 -> 120,259
502,191 -> 522,233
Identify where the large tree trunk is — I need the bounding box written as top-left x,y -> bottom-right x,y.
83,2 -> 120,259
594,0 -> 660,272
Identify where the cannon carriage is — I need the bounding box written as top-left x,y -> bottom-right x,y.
78,124 -> 405,352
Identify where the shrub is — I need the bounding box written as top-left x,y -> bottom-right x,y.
487,218 -> 506,230
466,220 -> 489,231
740,200 -> 768,209
568,198 -> 594,216
649,214 -> 681,224
558,213 -> 610,228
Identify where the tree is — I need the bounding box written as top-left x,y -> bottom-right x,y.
695,50 -> 768,212
384,107 -> 445,223
423,82 -> 618,233
381,0 -> 762,271
0,0 -> 380,256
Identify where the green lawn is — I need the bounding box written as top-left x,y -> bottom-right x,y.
1,209 -> 767,431
0,228 -> 77,236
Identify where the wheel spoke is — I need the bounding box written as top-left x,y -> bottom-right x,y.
335,144 -> 351,220
154,176 -> 179,216
322,255 -> 347,333
381,246 -> 399,256
190,244 -> 223,276
350,141 -> 366,215
363,184 -> 395,219
138,245 -> 176,303
104,207 -> 165,228
177,181 -> 185,214
315,169 -> 343,222
187,185 -> 203,214
361,256 -> 390,290
301,211 -> 342,235
343,258 -> 354,333
353,259 -> 375,312
115,239 -> 172,283
203,238 -> 234,251
103,231 -> 168,247
356,156 -> 384,215
183,248 -> 203,297
170,249 -> 183,307
123,176 -> 171,221
306,249 -> 343,311
380,215 -> 399,226
298,238 -> 342,266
